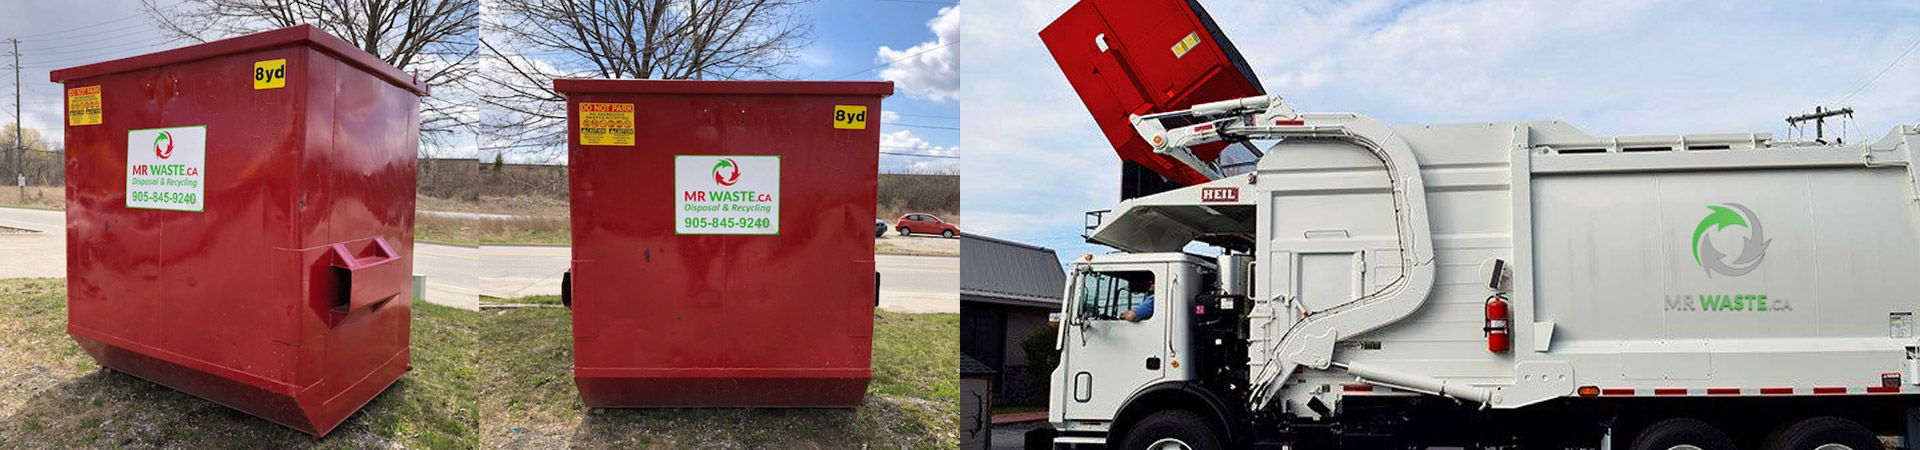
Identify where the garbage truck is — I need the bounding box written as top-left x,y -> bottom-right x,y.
1029,0 -> 1920,448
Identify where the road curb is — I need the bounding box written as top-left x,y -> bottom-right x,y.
478,242 -> 573,248
419,240 -> 479,248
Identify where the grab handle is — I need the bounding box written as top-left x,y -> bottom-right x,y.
329,236 -> 406,315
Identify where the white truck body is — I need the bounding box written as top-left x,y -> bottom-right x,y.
1053,107 -> 1920,445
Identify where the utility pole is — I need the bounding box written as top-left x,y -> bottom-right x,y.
7,38 -> 19,201
1785,106 -> 1854,145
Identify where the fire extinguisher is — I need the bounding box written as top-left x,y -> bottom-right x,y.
1485,294 -> 1511,353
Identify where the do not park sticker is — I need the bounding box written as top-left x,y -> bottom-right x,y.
676,155 -> 778,235
127,126 -> 207,212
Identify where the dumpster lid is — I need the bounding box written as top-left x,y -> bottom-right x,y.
553,79 -> 892,97
50,24 -> 430,96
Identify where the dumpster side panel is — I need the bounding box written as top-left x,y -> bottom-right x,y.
566,83 -> 883,407
307,47 -> 417,431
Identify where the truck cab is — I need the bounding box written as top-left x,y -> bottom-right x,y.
1050,253 -> 1252,448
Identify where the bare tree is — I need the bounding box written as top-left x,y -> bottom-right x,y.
478,0 -> 814,164
139,0 -> 479,156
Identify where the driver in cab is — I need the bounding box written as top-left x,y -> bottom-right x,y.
1121,280 -> 1155,322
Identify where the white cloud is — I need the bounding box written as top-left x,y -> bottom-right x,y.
964,0 -> 1920,261
878,6 -> 960,102
881,129 -> 959,174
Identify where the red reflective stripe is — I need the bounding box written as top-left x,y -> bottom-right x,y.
1342,384 -> 1373,393
1812,387 -> 1847,394
1600,388 -> 1635,396
1706,388 -> 1741,396
1759,387 -> 1794,395
1653,388 -> 1688,396
1865,386 -> 1900,393
1273,119 -> 1305,126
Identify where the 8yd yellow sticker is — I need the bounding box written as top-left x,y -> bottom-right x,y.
254,59 -> 287,90
833,105 -> 867,130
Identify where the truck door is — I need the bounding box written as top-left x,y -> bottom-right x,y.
1060,265 -> 1167,422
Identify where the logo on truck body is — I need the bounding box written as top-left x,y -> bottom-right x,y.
1691,203 -> 1770,277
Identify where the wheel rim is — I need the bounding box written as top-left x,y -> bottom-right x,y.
1665,446 -> 1703,450
1147,438 -> 1192,450
1813,445 -> 1853,450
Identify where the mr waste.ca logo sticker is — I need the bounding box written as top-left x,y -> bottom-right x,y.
1690,203 -> 1771,277
712,158 -> 741,186
154,131 -> 174,159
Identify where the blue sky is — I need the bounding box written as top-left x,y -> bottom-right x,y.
792,0 -> 961,174
6,0 -> 959,174
963,0 -> 1920,265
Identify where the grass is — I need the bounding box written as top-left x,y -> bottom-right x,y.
481,294 -> 564,306
480,301 -> 958,449
475,216 -> 571,246
417,213 -> 480,246
0,278 -> 479,449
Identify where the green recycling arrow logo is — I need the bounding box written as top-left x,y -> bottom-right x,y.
1691,203 -> 1770,277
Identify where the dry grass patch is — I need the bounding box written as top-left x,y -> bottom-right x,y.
0,187 -> 64,211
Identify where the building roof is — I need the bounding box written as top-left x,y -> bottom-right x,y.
961,234 -> 1066,308
961,354 -> 999,376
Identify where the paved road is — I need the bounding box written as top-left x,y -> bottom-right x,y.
0,207 -> 66,279
0,207 -> 478,310
478,245 -> 959,313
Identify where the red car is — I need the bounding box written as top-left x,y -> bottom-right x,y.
895,213 -> 959,238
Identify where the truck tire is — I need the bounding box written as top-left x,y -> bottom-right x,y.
1760,416 -> 1882,450
1630,418 -> 1737,450
1119,410 -> 1221,450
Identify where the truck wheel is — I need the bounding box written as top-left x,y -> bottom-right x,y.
1630,418 -> 1737,450
1760,417 -> 1881,450
1120,410 -> 1221,450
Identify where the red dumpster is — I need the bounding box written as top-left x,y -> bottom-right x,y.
555,79 -> 891,408
1040,0 -> 1265,186
51,25 -> 427,436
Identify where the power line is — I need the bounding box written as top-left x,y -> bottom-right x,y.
13,11 -> 149,40
1837,32 -> 1920,105
883,122 -> 958,131
23,28 -> 167,52
829,41 -> 953,81
880,151 -> 958,159
890,112 -> 958,120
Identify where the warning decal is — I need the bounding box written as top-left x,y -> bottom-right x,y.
127,126 -> 206,212
579,102 -> 636,146
676,155 -> 779,235
1171,32 -> 1201,58
67,85 -> 102,126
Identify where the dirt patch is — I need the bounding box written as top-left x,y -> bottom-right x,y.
480,306 -> 958,449
0,279 -> 479,449
877,233 -> 960,257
